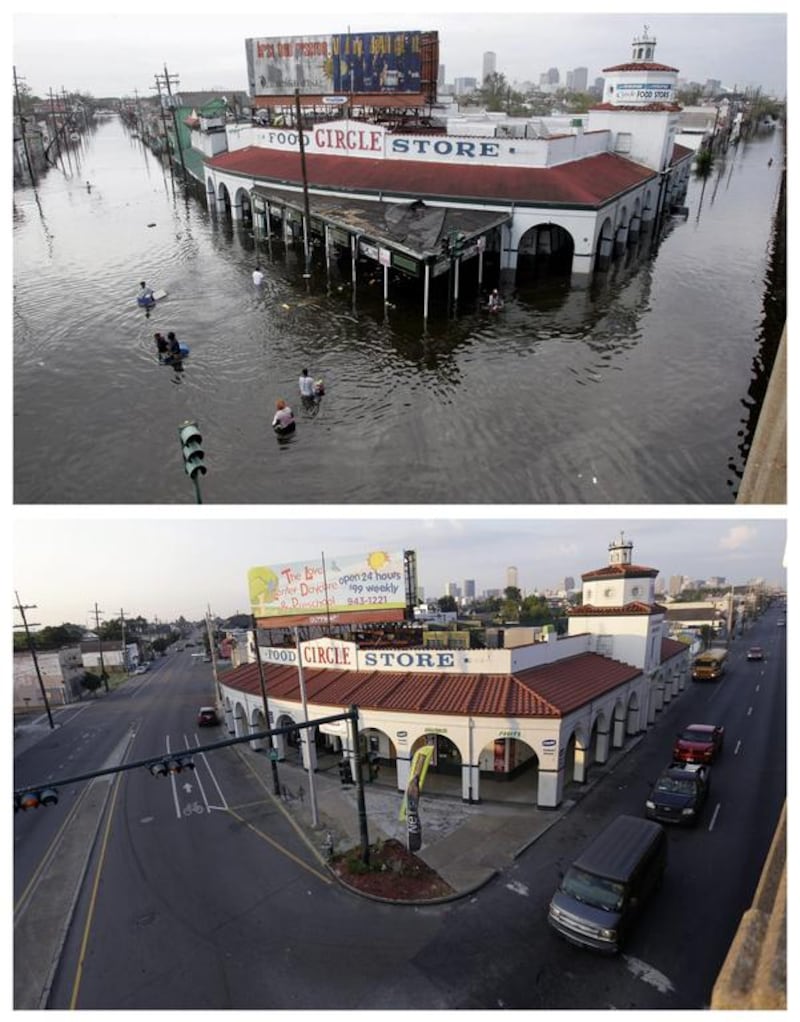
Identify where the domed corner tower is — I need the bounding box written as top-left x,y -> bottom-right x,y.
588,25 -> 683,173
568,533 -> 665,671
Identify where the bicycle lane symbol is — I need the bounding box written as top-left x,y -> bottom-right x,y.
181,801 -> 206,817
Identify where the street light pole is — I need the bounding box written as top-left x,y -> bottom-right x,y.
294,628 -> 319,828
251,617 -> 280,795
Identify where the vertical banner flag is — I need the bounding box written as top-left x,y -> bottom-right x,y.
399,745 -> 434,852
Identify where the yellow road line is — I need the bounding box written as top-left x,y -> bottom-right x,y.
226,806 -> 332,884
68,771 -> 124,1010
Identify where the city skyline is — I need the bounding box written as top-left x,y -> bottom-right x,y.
12,7 -> 788,99
12,516 -> 787,628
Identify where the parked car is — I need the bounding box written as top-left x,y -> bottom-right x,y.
645,763 -> 710,826
673,724 -> 724,764
746,646 -> 764,661
548,815 -> 667,953
133,664 -> 149,675
197,706 -> 219,727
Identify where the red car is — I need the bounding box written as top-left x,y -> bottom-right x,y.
673,724 -> 725,764
197,706 -> 219,727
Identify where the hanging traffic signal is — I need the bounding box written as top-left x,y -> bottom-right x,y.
15,787 -> 59,811
178,421 -> 206,478
149,754 -> 195,777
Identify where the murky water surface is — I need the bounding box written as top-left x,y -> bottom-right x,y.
13,117 -> 784,504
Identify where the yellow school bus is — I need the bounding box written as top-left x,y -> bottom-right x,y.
692,648 -> 728,681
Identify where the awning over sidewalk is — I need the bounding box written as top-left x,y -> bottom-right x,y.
251,184 -> 511,261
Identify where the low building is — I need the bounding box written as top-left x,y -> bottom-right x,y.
80,640 -> 140,671
14,647 -> 85,708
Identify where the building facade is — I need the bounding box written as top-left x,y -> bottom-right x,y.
217,536 -> 691,809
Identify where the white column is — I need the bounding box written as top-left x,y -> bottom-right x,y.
537,766 -> 564,808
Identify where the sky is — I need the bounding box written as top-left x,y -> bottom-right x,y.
12,514 -> 787,628
11,4 -> 789,100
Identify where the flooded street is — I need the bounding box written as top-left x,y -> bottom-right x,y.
13,116 -> 784,504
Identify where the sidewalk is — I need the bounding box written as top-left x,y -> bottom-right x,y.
236,739 -> 644,900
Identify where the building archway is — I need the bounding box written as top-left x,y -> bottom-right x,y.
249,706 -> 268,752
516,222 -> 575,280
360,726 -> 397,786
476,736 -> 539,803
409,733 -> 462,796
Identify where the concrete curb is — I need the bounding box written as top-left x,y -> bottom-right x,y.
737,325 -> 786,504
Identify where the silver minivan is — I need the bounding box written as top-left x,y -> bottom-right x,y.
548,815 -> 667,953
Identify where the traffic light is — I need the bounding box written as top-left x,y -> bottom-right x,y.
178,421 -> 206,479
338,759 -> 353,786
15,787 -> 59,811
149,754 -> 194,777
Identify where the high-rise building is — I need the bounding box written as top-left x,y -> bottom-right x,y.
668,574 -> 685,596
482,51 -> 496,83
438,64 -> 446,87
464,579 -> 476,600
563,576 -> 575,592
446,581 -> 460,599
506,566 -> 519,590
571,66 -> 588,92
454,76 -> 477,95
547,67 -> 560,85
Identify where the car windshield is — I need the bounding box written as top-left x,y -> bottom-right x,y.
656,777 -> 695,794
561,866 -> 625,912
679,730 -> 712,744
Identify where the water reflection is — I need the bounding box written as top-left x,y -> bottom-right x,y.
13,116 -> 785,504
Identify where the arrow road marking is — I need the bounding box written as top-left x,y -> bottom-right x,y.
622,955 -> 675,994
505,880 -> 529,897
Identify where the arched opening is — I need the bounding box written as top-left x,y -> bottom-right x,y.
409,733 -> 462,797
595,216 -> 615,272
626,691 -> 640,735
216,181 -> 232,219
276,711 -> 302,764
476,736 -> 540,803
235,187 -> 252,225
359,727 -> 397,786
249,706 -> 268,752
232,700 -> 248,738
516,222 -> 575,281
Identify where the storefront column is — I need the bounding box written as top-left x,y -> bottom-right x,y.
612,715 -> 626,748
462,763 -> 480,804
395,752 -> 412,793
573,744 -> 589,783
299,731 -> 318,771
654,684 -> 665,714
537,765 -> 564,808
595,727 -> 611,763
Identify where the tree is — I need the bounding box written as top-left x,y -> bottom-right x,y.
438,595 -> 458,613
81,671 -> 103,696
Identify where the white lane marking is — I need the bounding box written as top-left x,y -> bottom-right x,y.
709,803 -> 721,831
622,955 -> 675,994
734,739 -> 742,755
191,733 -> 228,810
747,706 -> 753,716
505,880 -> 529,897
756,684 -> 760,693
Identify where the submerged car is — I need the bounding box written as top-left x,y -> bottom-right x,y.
197,706 -> 219,727
673,724 -> 724,764
645,763 -> 710,826
746,646 -> 764,661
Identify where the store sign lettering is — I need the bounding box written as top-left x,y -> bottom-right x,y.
363,650 -> 456,669
391,137 -> 500,159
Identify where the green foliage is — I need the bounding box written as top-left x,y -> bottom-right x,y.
437,595 -> 457,613
81,671 -> 103,695
693,148 -> 714,177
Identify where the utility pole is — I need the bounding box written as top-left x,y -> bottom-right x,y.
205,606 -> 222,702
155,65 -> 187,179
120,608 -> 127,671
13,66 -> 37,183
294,88 -> 313,277
47,87 -> 63,167
13,592 -> 55,729
151,75 -> 174,171
92,603 -> 110,692
251,617 -> 280,795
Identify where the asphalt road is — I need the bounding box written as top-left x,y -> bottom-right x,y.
14,611 -> 786,1009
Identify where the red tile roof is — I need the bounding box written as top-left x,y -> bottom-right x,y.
206,146 -> 657,208
661,637 -> 690,662
221,650 -> 644,721
568,602 -> 665,616
582,563 -> 659,580
602,62 -> 679,73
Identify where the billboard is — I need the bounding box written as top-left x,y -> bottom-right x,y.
246,31 -> 424,97
248,550 -> 408,628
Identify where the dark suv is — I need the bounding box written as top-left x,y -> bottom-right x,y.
645,763 -> 710,826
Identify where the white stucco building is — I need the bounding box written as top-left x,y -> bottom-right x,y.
218,535 -> 691,809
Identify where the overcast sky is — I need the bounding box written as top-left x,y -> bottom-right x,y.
12,4 -> 789,100
11,514 -> 787,628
